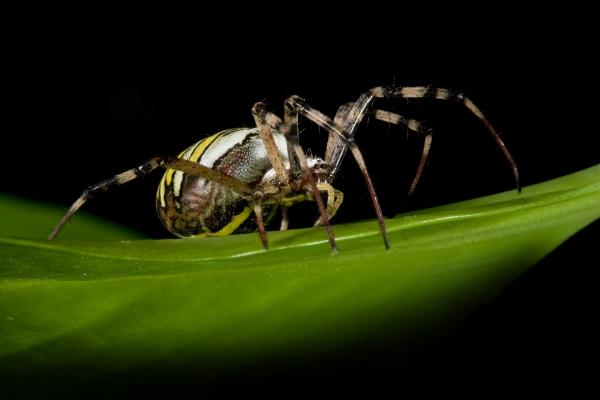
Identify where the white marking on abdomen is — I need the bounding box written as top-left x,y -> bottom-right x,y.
173,170 -> 184,196
251,130 -> 290,161
200,128 -> 256,168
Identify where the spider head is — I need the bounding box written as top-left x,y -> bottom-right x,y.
306,157 -> 330,183
260,157 -> 331,189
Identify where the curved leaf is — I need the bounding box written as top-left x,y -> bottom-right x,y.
1,164 -> 599,391
0,193 -> 142,241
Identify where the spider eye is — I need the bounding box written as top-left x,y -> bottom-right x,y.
309,159 -> 330,179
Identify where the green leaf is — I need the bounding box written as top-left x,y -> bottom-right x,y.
1,164 -> 600,390
0,193 -> 143,241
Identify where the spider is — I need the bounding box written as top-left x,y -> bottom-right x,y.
49,86 -> 520,253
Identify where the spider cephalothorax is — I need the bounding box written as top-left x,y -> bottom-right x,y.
49,86 -> 520,253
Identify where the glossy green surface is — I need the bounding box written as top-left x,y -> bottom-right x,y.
1,164 -> 599,387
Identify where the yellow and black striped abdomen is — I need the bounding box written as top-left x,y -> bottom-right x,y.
156,128 -> 288,238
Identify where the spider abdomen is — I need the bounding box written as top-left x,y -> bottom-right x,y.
156,128 -> 289,237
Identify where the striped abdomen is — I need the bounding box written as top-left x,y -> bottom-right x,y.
156,128 -> 289,237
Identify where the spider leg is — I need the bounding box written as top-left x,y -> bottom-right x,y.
330,102 -> 435,194
324,100 -> 433,219
280,206 -> 289,231
324,93 -> 377,182
252,102 -> 290,185
321,103 -> 433,225
324,102 -> 353,170
326,102 -> 433,184
313,183 -> 344,227
283,99 -> 338,253
49,156 -> 253,240
404,132 -> 433,199
321,102 -> 435,230
285,95 -> 390,250
327,87 -> 520,192
370,109 -> 434,198
380,86 -> 520,191
283,98 -> 303,181
252,200 -> 269,249
276,103 -> 300,232
253,101 -> 337,252
252,102 -> 293,245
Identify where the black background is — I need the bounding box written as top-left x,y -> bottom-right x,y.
4,14 -> 600,398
